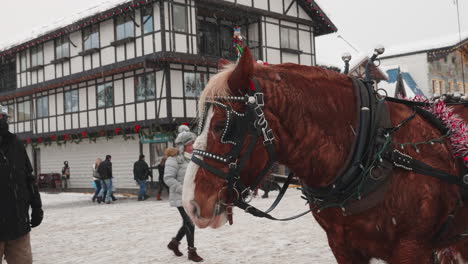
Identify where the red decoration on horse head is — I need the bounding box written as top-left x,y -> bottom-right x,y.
26,138 -> 31,144
51,135 -> 56,141
37,138 -> 43,143
64,134 -> 69,141
182,122 -> 189,126
115,127 -> 121,134
100,131 -> 105,137
134,125 -> 141,133
81,131 -> 87,138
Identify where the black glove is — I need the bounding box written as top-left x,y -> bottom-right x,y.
30,208 -> 44,228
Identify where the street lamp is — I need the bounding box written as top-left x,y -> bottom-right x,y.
342,52 -> 352,74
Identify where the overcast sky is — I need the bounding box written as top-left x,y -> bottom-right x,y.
0,0 -> 466,67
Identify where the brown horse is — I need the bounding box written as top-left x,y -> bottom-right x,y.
182,48 -> 468,264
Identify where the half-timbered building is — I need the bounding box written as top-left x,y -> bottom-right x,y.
0,0 -> 336,190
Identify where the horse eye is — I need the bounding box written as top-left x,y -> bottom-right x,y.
213,122 -> 225,133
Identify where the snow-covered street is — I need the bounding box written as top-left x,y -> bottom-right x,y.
31,189 -> 388,264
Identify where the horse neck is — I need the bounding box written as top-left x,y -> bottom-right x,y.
262,67 -> 358,187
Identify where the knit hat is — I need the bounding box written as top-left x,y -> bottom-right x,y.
175,125 -> 196,146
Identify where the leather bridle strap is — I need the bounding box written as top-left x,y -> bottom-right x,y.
234,173 -> 312,221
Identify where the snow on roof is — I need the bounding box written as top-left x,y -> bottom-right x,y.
382,31 -> 468,58
0,0 -> 130,52
377,66 -> 423,98
377,78 -> 416,99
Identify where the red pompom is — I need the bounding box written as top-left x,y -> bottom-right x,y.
134,125 -> 141,133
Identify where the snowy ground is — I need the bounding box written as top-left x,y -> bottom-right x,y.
31,188 -> 385,264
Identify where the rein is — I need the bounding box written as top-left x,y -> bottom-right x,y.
191,78 -> 312,224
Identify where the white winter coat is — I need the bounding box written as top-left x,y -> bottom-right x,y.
164,154 -> 189,207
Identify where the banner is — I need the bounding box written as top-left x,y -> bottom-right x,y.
140,133 -> 172,144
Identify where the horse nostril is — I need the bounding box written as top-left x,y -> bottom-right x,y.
190,200 -> 201,219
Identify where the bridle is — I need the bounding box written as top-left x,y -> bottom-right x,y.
191,78 -> 280,224
191,77 -> 314,223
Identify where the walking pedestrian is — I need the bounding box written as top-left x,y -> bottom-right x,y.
156,148 -> 177,200
98,155 -> 113,204
0,105 -> 43,263
61,161 -> 70,190
165,125 -> 203,262
92,158 -> 102,203
133,154 -> 150,201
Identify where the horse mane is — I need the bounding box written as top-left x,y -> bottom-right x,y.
198,64 -> 236,114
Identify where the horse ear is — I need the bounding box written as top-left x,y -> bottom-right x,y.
228,47 -> 254,95
218,59 -> 231,70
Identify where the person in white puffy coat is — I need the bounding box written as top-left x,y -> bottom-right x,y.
165,125 -> 204,262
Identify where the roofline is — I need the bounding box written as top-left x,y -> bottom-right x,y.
0,0 -> 338,58
380,36 -> 468,60
296,0 -> 337,36
0,0 -> 159,58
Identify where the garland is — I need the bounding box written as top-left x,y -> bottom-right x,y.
411,96 -> 468,160
24,123 -> 177,147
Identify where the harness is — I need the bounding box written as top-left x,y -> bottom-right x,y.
191,75 -> 468,231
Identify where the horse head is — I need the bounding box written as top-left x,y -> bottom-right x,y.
182,48 -> 274,228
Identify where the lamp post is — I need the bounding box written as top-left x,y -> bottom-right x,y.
366,45 -> 385,82
342,52 -> 352,74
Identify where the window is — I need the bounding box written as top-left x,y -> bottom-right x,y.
116,15 -> 135,40
55,36 -> 70,59
199,20 -> 219,56
135,73 -> 156,101
439,80 -> 445,94
97,83 -> 113,108
280,27 -> 298,50
83,25 -> 100,50
198,20 -> 236,60
432,80 -> 440,95
20,51 -> 27,71
449,81 -> 455,93
36,96 -> 49,118
30,45 -> 43,67
7,105 -> 15,123
65,90 -> 79,113
17,101 -> 31,121
184,72 -> 206,97
0,57 -> 16,92
173,5 -> 187,32
150,142 -> 168,167
142,6 -> 154,34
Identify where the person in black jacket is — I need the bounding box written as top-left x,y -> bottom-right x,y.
97,155 -> 114,204
133,154 -> 150,201
0,105 -> 43,263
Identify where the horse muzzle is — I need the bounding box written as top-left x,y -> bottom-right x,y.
186,199 -> 227,229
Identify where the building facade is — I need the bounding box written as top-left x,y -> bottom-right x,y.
0,0 -> 335,189
379,36 -> 468,97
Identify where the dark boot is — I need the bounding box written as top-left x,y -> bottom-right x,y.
188,247 -> 203,262
167,238 -> 183,257
156,194 -> 162,200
